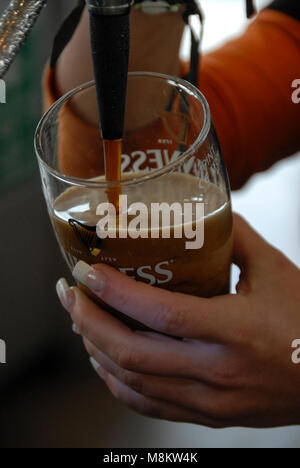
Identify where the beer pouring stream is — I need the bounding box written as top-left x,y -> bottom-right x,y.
86,0 -> 133,212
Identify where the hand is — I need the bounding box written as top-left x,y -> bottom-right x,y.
56,6 -> 185,100
56,214 -> 300,428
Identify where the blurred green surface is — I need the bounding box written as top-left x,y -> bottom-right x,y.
0,0 -> 74,195
0,40 -> 39,193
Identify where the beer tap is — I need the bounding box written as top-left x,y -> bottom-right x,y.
86,0 -> 132,16
0,0 -> 47,78
85,0 -> 133,141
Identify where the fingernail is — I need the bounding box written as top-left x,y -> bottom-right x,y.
89,357 -> 105,380
56,278 -> 75,311
73,261 -> 106,295
72,323 -> 80,335
89,356 -> 100,372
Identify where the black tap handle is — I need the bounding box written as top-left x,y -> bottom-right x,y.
88,4 -> 131,141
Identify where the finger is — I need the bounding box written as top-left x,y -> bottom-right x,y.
85,338 -> 243,420
232,214 -> 287,295
72,261 -> 246,342
69,288 -> 232,383
97,368 -> 232,429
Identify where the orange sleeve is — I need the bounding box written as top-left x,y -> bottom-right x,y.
43,66 -> 102,178
43,9 -> 300,190
193,9 -> 300,189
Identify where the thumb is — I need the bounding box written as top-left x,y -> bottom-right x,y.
232,213 -> 274,271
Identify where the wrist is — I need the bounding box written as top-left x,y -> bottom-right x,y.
129,6 -> 185,75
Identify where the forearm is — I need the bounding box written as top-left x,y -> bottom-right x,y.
56,7 -> 185,98
50,3 -> 300,192
198,9 -> 300,190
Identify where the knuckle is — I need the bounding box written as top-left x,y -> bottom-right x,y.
122,371 -> 144,394
106,374 -> 121,399
112,343 -> 141,371
155,301 -> 185,333
229,301 -> 255,347
230,318 -> 255,348
210,361 -> 241,388
83,338 -> 94,356
231,327 -> 251,348
73,314 -> 87,338
112,344 -> 129,367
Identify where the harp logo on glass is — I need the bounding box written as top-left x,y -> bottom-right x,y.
0,339 -> 6,364
0,80 -> 6,104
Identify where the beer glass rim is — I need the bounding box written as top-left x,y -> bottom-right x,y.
34,72 -> 211,188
